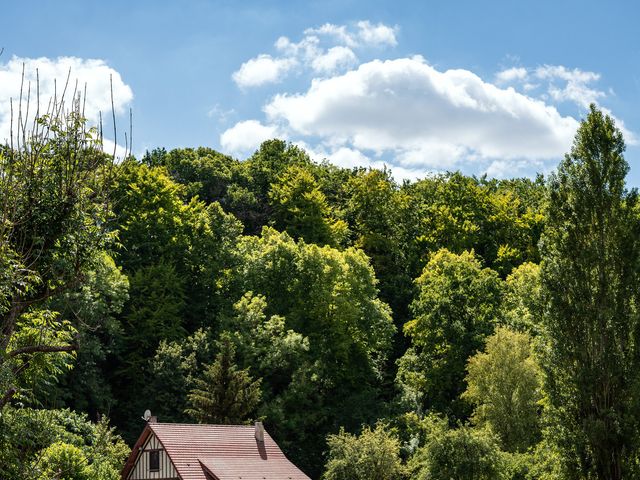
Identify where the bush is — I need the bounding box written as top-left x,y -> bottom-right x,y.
35,442 -> 90,480
409,424 -> 505,480
323,423 -> 406,480
0,407 -> 128,480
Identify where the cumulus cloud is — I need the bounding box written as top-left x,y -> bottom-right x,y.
102,137 -> 130,161
496,64 -> 606,110
0,55 -> 133,143
534,65 -> 604,108
234,20 -> 397,88
310,46 -> 358,74
232,55 -> 298,88
265,57 -> 578,166
304,21 -> 398,48
220,119 -> 281,155
496,66 -> 528,83
304,24 -> 357,48
356,21 -> 398,47
225,23 -> 630,179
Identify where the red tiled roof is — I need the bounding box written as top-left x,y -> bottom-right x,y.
199,458 -> 310,480
122,423 -> 310,480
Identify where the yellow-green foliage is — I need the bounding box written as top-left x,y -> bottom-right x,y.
464,327 -> 542,452
323,424 -> 406,480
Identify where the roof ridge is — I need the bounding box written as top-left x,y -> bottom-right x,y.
150,422 -> 255,427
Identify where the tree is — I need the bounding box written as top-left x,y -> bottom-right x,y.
463,327 -> 542,452
501,262 -> 542,335
397,249 -> 502,418
409,422 -> 504,480
344,169 -> 413,327
0,407 -> 128,480
146,328 -> 217,424
228,139 -> 313,233
323,424 -> 406,480
34,442 -> 91,480
403,173 -> 545,276
540,105 -> 640,479
222,292 -> 308,401
0,99 -> 115,408
185,335 -> 262,424
110,161 -> 242,438
233,228 -> 395,475
269,164 -> 347,246
112,161 -> 242,329
43,253 -> 129,416
145,147 -> 237,204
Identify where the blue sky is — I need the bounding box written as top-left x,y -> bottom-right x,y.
3,0 -> 640,183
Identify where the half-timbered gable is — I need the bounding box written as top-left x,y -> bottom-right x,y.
121,421 -> 310,480
126,431 -> 179,480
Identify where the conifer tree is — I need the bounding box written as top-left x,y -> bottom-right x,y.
185,335 -> 262,424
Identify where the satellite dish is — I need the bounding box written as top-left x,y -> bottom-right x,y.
142,409 -> 151,421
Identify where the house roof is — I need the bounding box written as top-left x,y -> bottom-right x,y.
121,423 -> 310,480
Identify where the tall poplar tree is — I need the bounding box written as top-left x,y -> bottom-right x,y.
541,105 -> 640,479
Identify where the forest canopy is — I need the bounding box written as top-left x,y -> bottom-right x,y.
1,103 -> 637,480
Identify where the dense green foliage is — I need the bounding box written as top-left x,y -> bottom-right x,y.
185,334 -> 262,424
541,106 -> 640,479
398,249 -> 503,418
5,103 -> 639,480
0,407 -> 128,480
323,424 -> 406,480
463,327 -> 542,452
408,417 -> 505,480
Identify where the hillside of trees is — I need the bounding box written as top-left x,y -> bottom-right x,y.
2,104 -> 639,480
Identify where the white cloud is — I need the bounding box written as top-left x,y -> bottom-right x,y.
496,64 -> 606,110
235,21 -> 397,89
220,119 -> 281,155
206,103 -> 236,123
304,23 -> 357,48
275,35 -> 321,61
356,21 -> 398,47
296,142 -> 422,182
311,46 -> 358,74
102,138 -> 129,161
228,24 -> 631,179
395,143 -> 467,170
496,67 -> 528,83
232,54 -> 298,88
326,146 -> 373,169
534,65 -> 604,108
302,21 -> 398,48
265,57 -> 578,169
0,55 -> 133,143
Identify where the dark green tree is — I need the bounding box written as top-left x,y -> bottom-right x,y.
185,335 -> 262,424
344,169 -> 414,328
146,328 -> 216,424
146,147 -> 236,204
540,105 -> 640,479
45,254 -> 129,416
233,228 -> 395,475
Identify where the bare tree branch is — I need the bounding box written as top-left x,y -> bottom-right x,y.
8,342 -> 78,358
